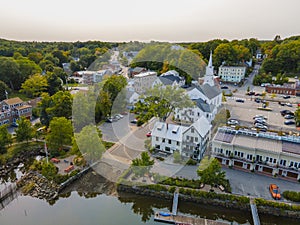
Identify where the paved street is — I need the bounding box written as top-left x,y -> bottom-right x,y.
223,167 -> 300,201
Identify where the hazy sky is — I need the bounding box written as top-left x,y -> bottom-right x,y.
0,0 -> 299,42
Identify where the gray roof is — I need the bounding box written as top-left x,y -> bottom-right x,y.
193,98 -> 214,113
197,84 -> 221,99
186,116 -> 211,138
159,74 -> 184,86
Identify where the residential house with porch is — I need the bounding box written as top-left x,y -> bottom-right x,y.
151,116 -> 211,161
212,127 -> 300,181
0,97 -> 32,126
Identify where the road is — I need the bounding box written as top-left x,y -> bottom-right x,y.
95,116 -> 157,182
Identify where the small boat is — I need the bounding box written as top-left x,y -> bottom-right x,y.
159,212 -> 171,217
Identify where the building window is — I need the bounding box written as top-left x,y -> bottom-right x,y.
273,159 -> 276,164
168,139 -> 171,144
191,128 -> 194,133
177,141 -> 179,146
195,137 -> 198,142
156,137 -> 159,141
162,138 -> 165,143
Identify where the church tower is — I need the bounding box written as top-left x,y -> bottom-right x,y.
203,51 -> 215,86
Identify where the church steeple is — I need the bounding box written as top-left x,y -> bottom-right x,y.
203,51 -> 215,86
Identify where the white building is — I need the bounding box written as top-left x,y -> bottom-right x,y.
151,116 -> 211,161
212,127 -> 300,181
134,71 -> 157,94
175,98 -> 217,123
218,66 -> 246,83
152,70 -> 185,88
81,70 -> 112,85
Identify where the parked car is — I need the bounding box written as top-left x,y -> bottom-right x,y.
284,114 -> 294,119
254,123 -> 268,129
235,99 -> 245,103
130,119 -> 138,124
286,103 -> 293,107
116,114 -> 124,118
280,110 -> 293,116
269,184 -> 281,200
284,120 -> 295,125
247,91 -> 255,96
106,117 -> 113,123
255,98 -> 261,103
227,119 -> 239,125
255,93 -> 262,96
221,86 -> 229,89
278,101 -> 285,106
146,132 -> 152,137
283,95 -> 290,99
253,115 -> 267,120
254,120 -> 267,126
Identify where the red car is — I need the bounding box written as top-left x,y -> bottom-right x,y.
146,132 -> 152,137
269,184 -> 281,200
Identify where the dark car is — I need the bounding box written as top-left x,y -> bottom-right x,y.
255,98 -> 261,103
278,102 -> 285,106
236,99 -> 245,103
280,110 -> 293,116
221,86 -> 229,89
246,91 -> 255,96
283,95 -> 290,99
130,119 -> 138,124
284,120 -> 295,125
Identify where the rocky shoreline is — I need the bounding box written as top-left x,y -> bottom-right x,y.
16,171 -> 59,201
0,147 -> 42,179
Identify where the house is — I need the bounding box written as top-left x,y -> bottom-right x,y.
0,97 -> 32,126
152,70 -> 185,88
129,67 -> 147,77
175,98 -> 217,123
133,71 -> 157,94
126,90 -> 140,105
212,127 -> 300,181
151,116 -> 211,161
81,70 -> 112,85
218,66 -> 246,83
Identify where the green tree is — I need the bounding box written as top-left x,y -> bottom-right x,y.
0,125 -> 12,154
39,91 -> 73,126
134,85 -> 194,122
0,80 -> 10,101
46,117 -> 73,151
295,106 -> 300,127
0,57 -> 22,90
131,152 -> 154,177
197,158 -> 226,189
46,72 -> 63,96
74,125 -> 105,163
15,117 -> 35,143
21,74 -> 48,97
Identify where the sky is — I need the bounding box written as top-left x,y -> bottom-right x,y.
0,0 -> 299,42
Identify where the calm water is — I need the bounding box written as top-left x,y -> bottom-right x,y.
0,172 -> 300,225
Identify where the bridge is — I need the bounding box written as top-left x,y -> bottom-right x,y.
250,198 -> 261,225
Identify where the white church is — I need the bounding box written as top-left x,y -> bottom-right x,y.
175,52 -> 222,123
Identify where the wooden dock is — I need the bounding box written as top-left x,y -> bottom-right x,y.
154,212 -> 231,225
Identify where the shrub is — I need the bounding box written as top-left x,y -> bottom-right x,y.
255,198 -> 300,211
283,191 -> 300,203
186,159 -> 197,165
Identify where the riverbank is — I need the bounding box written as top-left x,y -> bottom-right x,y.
117,183 -> 300,220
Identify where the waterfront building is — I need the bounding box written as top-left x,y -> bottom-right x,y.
212,126 -> 300,181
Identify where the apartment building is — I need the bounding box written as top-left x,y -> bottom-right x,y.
212,127 -> 300,181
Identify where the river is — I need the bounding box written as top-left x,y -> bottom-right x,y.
0,172 -> 299,225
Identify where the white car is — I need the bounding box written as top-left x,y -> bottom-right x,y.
286,103 -> 293,107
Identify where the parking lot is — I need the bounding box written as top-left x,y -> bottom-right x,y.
225,96 -> 299,133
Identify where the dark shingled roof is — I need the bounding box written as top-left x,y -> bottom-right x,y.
197,84 -> 221,99
159,74 -> 184,86
193,98 -> 214,113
